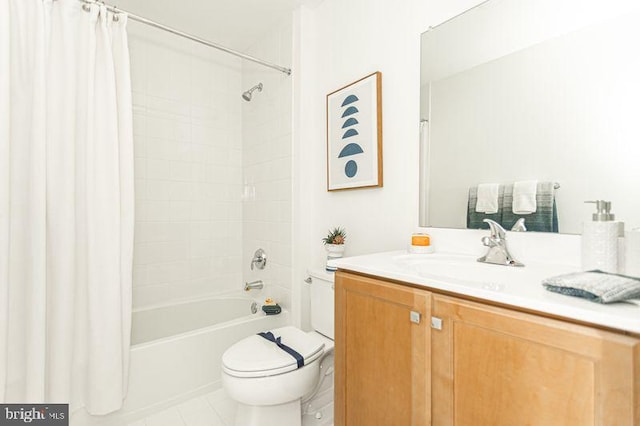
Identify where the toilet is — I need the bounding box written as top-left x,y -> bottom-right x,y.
222,270 -> 335,426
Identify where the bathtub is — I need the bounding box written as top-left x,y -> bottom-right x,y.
126,295 -> 289,410
131,296 -> 264,345
74,294 -> 289,425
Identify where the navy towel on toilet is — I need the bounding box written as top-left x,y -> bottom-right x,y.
257,331 -> 305,368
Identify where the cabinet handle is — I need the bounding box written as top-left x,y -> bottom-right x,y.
431,316 -> 443,330
410,311 -> 421,324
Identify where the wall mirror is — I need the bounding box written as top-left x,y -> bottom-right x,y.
419,0 -> 640,234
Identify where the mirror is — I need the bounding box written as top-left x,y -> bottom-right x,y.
420,0 -> 640,234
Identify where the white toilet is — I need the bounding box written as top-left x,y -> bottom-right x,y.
222,270 -> 335,426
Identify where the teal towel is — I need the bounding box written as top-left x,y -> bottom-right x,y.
502,182 -> 558,233
542,270 -> 640,303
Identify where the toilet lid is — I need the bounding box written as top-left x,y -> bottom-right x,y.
222,326 -> 325,378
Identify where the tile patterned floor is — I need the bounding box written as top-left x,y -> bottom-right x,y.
128,389 -> 235,426
128,388 -> 333,426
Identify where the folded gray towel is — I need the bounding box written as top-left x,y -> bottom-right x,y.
542,270 -> 640,303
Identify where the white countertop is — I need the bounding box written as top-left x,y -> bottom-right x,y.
331,250 -> 640,334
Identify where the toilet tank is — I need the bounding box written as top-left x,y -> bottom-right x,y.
308,269 -> 335,339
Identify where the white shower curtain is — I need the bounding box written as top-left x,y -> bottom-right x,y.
0,0 -> 134,415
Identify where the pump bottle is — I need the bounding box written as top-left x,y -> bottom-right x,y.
581,200 -> 623,273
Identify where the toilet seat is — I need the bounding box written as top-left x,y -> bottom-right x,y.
223,326 -> 325,378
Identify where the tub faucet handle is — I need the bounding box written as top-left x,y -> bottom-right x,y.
251,248 -> 267,270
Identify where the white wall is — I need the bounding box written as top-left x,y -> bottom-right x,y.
420,0 -> 638,84
241,19 -> 294,310
127,0 -> 493,319
292,0 -> 486,329
129,23 -> 244,308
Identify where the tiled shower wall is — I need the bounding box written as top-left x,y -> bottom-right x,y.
241,19 -> 293,309
129,23 -> 244,308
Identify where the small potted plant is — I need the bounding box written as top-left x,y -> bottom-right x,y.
322,227 -> 346,271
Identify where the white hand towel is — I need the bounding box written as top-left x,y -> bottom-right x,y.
475,183 -> 500,214
513,180 -> 537,214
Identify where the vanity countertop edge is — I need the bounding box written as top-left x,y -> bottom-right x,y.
332,250 -> 640,335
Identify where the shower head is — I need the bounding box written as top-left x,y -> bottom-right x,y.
242,83 -> 263,101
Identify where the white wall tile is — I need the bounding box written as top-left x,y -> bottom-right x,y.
145,137 -> 171,160
166,279 -> 214,301
167,181 -> 195,201
189,222 -> 216,241
187,258 -> 214,280
133,266 -> 148,288
147,96 -> 190,117
146,159 -> 172,180
136,200 -> 172,222
189,239 -> 215,259
175,121 -> 192,141
190,123 -> 218,145
133,284 -> 169,308
128,34 -> 148,95
146,115 -> 179,140
132,113 -> 147,136
170,161 -> 193,181
147,261 -> 190,285
131,16 -> 290,310
241,19 -> 293,298
146,180 -> 171,200
168,201 -> 193,222
134,179 -> 147,202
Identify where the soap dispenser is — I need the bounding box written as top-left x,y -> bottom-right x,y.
581,200 -> 622,273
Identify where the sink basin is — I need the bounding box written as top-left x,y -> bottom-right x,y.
394,252 -> 476,266
393,252 -> 574,290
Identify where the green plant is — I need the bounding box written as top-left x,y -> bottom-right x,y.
322,227 -> 347,245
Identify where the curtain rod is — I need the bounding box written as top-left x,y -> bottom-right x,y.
76,0 -> 292,76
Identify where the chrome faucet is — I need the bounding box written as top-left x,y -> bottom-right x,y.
250,248 -> 267,270
477,219 -> 524,267
244,280 -> 264,291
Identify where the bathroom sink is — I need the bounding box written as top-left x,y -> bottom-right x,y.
393,252 -> 476,266
392,252 -> 574,290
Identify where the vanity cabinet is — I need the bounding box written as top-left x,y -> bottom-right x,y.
431,294 -> 640,426
334,271 -> 431,425
335,271 -> 640,426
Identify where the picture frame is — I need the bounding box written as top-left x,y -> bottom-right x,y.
326,71 -> 382,191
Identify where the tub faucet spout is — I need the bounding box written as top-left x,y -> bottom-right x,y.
244,280 -> 264,291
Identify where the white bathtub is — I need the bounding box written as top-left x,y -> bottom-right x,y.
131,296 -> 261,345
73,295 -> 289,425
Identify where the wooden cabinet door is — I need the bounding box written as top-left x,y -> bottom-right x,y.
335,271 -> 431,426
431,294 -> 640,426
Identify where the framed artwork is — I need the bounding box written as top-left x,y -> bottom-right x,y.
326,71 -> 382,191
